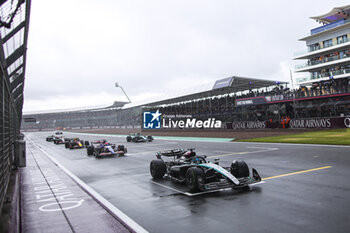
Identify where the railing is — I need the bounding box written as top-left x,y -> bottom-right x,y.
293,37 -> 350,57
294,63 -> 308,69
295,76 -> 310,83
0,56 -> 20,215
330,68 -> 350,76
295,53 -> 350,70
296,68 -> 350,83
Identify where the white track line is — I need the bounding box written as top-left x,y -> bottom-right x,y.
207,147 -> 279,158
27,136 -> 148,233
150,180 -> 188,195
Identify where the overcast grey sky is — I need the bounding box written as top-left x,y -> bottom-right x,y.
23,0 -> 350,113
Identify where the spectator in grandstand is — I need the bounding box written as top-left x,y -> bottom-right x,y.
323,80 -> 331,94
311,83 -> 318,96
318,82 -> 323,95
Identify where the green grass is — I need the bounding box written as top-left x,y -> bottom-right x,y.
237,128 -> 350,145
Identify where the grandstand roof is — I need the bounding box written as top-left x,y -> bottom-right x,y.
311,5 -> 350,24
108,101 -> 129,108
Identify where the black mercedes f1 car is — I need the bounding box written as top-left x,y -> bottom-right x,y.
150,148 -> 261,192
86,139 -> 127,158
46,135 -> 57,142
46,135 -> 65,144
126,133 -> 153,142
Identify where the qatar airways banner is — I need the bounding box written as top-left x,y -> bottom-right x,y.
226,116 -> 350,130
229,121 -> 266,129
289,117 -> 350,129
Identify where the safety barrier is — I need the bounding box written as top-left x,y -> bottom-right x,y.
0,0 -> 30,216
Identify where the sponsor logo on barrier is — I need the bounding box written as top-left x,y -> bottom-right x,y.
266,95 -> 284,101
345,117 -> 350,128
236,97 -> 268,106
236,100 -> 254,106
290,118 -> 332,128
232,121 -> 266,129
212,77 -> 234,89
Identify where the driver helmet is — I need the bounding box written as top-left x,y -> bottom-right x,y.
184,150 -> 196,158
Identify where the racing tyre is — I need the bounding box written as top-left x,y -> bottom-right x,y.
186,167 -> 205,192
150,160 -> 166,179
147,135 -> 153,142
118,145 -> 125,152
65,142 -> 69,149
230,160 -> 249,178
85,141 -> 90,147
94,149 -> 100,158
126,136 -> 132,142
87,146 -> 94,155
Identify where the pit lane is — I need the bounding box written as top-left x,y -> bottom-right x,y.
25,132 -> 350,233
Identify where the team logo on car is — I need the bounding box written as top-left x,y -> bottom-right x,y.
143,110 -> 161,129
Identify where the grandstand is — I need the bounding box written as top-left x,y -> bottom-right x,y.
22,76 -> 288,130
21,74 -> 350,131
22,100 -> 141,130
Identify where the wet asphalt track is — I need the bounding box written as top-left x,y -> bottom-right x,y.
25,132 -> 350,233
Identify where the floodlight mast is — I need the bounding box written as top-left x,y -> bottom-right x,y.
115,82 -> 131,103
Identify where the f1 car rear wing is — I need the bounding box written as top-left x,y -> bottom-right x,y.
156,148 -> 197,160
156,149 -> 186,159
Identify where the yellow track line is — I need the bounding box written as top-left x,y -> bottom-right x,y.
262,166 -> 332,181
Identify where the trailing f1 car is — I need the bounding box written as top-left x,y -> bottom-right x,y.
52,136 -> 65,145
46,135 -> 56,142
150,148 -> 261,192
65,138 -> 87,149
86,139 -> 127,158
126,133 -> 153,142
55,131 -> 63,135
